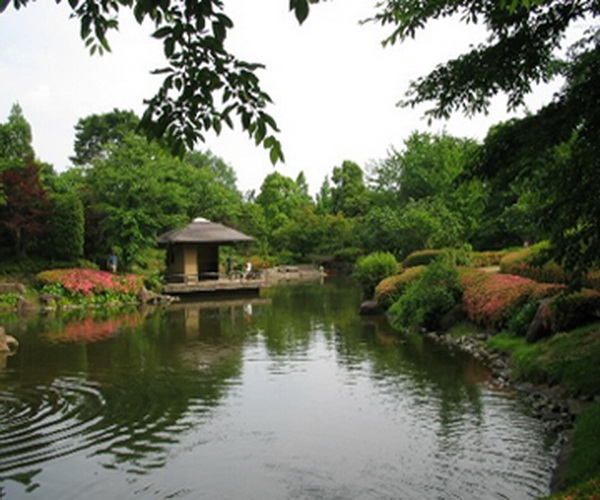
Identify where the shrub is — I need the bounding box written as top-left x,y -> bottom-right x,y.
388,259 -> 462,331
401,249 -> 443,268
353,252 -> 399,298
0,293 -> 20,308
507,300 -> 540,336
468,250 -> 508,268
374,266 -> 425,309
460,269 -> 565,330
36,268 -> 143,304
542,289 -> 600,333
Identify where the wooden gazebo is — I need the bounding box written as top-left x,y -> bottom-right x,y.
157,217 -> 253,286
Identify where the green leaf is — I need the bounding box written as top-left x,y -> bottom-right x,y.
290,0 -> 309,24
153,26 -> 172,39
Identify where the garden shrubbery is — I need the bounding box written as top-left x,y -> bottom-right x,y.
388,259 -> 462,331
401,249 -> 443,268
541,289 -> 600,333
459,269 -> 565,331
374,266 -> 425,309
353,252 -> 399,297
36,268 -> 143,305
468,250 -> 508,268
501,243 -> 600,291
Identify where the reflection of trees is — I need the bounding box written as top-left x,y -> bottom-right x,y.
259,279 -> 488,437
0,304 -> 245,477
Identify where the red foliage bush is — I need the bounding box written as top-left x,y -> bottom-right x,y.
37,268 -> 143,296
460,269 -> 565,330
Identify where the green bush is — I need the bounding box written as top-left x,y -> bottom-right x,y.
401,249 -> 443,268
468,250 -> 508,268
543,289 -> 600,333
353,252 -> 399,298
374,266 -> 425,309
388,259 -> 462,331
0,293 -> 20,308
507,300 -> 539,336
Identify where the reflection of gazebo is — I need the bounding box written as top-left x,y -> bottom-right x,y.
157,217 -> 253,284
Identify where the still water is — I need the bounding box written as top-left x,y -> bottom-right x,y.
0,279 -> 557,499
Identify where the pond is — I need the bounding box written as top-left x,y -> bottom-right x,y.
0,278 -> 558,499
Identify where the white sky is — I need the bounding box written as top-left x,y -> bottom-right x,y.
0,0 -> 560,195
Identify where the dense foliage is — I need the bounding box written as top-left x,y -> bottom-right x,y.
388,258 -> 462,331
353,252 -> 398,298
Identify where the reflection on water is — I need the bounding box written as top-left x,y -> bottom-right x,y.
0,279 -> 557,499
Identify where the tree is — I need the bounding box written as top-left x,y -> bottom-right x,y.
330,160 -> 369,217
369,1 -> 600,271
0,158 -> 52,257
44,191 -> 85,261
0,103 -> 33,162
369,132 -> 479,205
1,0 -> 319,163
475,45 -> 600,272
370,1 -> 596,120
71,109 -> 140,166
256,172 -> 310,229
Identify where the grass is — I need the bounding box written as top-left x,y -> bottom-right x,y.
446,320 -> 482,338
487,322 -> 600,397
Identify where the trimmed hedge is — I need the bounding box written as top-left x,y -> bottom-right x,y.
500,242 -> 600,291
402,249 -> 443,268
374,266 -> 425,309
460,269 -> 565,330
468,250 -> 509,268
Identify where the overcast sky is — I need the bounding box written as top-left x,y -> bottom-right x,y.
0,0 -> 560,195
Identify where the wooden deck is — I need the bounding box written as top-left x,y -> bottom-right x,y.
163,277 -> 265,295
163,266 -> 325,295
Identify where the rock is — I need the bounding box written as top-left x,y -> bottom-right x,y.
359,300 -> 383,316
0,282 -> 26,295
525,299 -> 552,343
0,326 -> 19,353
439,304 -> 467,331
138,287 -> 176,305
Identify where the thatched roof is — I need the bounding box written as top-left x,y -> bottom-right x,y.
157,218 -> 253,245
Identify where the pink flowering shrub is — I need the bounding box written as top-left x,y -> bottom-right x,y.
37,268 -> 143,299
460,269 -> 565,330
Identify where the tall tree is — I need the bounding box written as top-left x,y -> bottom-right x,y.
0,103 -> 34,162
0,158 -> 52,257
71,109 -> 140,166
330,160 -> 369,217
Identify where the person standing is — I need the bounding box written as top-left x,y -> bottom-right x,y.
108,251 -> 118,273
